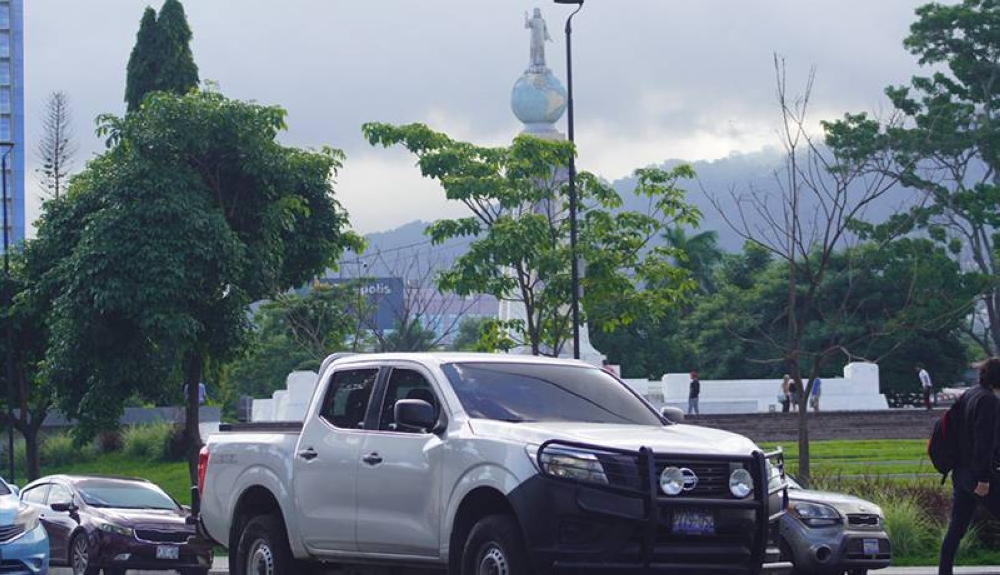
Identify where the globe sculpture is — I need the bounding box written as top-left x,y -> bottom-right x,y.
511,70 -> 567,135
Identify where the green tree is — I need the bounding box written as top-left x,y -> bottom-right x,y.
124,1 -> 199,111
451,316 -> 491,351
825,0 -> 1000,355
363,123 -> 699,355
155,0 -> 199,97
661,227 -> 723,294
125,7 -> 160,111
35,90 -> 362,483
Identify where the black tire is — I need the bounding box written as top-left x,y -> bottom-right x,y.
235,514 -> 295,575
460,514 -> 532,575
179,569 -> 210,575
69,533 -> 100,575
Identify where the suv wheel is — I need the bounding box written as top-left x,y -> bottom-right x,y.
70,533 -> 99,575
461,514 -> 531,575
235,514 -> 293,575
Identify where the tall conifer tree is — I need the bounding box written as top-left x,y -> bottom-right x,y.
155,0 -> 199,96
124,7 -> 160,111
124,0 -> 199,112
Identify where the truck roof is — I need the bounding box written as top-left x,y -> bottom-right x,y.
328,352 -> 596,369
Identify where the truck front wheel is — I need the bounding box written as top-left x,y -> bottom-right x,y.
461,514 -> 532,575
235,514 -> 294,575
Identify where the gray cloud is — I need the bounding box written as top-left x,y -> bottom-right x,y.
25,0 -> 932,233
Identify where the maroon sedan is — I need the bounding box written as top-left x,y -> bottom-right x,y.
20,474 -> 212,575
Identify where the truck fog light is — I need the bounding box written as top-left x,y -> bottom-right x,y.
729,468 -> 754,498
660,466 -> 684,496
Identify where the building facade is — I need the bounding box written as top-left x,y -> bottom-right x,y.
0,0 -> 22,252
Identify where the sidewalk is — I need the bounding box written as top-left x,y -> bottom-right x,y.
883,568 -> 1000,574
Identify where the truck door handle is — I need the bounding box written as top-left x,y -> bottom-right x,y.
298,448 -> 318,461
362,453 -> 383,466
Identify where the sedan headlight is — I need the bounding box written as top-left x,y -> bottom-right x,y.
789,501 -> 842,527
526,446 -> 608,484
95,518 -> 134,537
14,504 -> 38,532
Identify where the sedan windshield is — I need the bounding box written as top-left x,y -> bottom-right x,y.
442,362 -> 661,425
76,481 -> 178,510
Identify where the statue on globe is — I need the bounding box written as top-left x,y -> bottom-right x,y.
524,8 -> 552,72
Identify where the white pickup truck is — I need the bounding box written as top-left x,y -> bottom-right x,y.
195,353 -> 788,575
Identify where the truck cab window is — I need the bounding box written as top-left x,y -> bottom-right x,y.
378,368 -> 439,432
319,368 -> 379,429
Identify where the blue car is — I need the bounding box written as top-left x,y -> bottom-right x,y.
0,476 -> 49,574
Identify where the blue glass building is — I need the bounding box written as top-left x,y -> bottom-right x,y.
0,0 -> 22,252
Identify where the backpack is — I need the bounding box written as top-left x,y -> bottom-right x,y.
928,396 -> 965,481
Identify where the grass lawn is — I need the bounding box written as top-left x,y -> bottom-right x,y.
37,452 -> 191,504
760,439 -> 936,478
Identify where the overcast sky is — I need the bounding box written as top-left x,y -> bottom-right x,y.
24,0 -> 930,235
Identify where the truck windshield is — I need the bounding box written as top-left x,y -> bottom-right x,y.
442,362 -> 661,425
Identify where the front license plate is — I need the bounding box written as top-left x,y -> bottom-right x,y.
863,538 -> 880,555
156,546 -> 179,560
672,510 -> 715,535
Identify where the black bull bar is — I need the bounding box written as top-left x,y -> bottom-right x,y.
535,439 -> 789,573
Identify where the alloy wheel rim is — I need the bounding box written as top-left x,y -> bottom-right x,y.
478,544 -> 509,575
247,538 -> 275,575
72,537 -> 89,575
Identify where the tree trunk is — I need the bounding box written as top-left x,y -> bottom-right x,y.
22,426 -> 39,481
796,386 -> 811,487
184,353 -> 203,491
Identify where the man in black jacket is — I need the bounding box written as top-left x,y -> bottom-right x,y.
687,371 -> 700,416
939,358 -> 1000,575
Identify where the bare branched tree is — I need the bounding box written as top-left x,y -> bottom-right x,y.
336,245 -> 490,352
709,56 -> 946,485
36,91 -> 77,199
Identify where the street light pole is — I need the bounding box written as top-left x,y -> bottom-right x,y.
0,142 -> 13,482
556,0 -> 584,359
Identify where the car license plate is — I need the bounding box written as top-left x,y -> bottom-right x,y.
863,538 -> 880,555
672,510 -> 715,535
156,546 -> 179,560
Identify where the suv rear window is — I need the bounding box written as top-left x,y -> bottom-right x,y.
441,362 -> 660,425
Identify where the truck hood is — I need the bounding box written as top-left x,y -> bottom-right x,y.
468,420 -> 760,457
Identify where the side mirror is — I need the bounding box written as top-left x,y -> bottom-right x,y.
50,501 -> 77,513
660,406 -> 685,423
395,399 -> 437,432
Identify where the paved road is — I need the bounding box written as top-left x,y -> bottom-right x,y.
49,562 -> 1000,575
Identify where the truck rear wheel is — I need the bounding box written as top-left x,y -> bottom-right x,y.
461,514 -> 532,575
235,514 -> 294,575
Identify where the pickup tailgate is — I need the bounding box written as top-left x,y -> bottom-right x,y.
199,424 -> 302,548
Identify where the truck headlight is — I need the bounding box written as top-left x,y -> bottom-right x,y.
789,501 -> 841,527
729,468 -> 754,499
95,518 -> 134,537
659,466 -> 684,495
15,504 -> 38,532
527,446 -> 608,484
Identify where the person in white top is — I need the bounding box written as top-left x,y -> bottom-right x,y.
917,363 -> 933,410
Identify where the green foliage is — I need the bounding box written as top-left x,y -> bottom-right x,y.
125,1 -> 199,111
226,284 -> 362,400
122,422 -> 175,462
34,90 -> 362,440
40,432 -> 95,467
155,0 -> 199,97
363,122 -> 699,355
451,316 -> 492,351
125,7 -> 160,111
881,496 -> 937,558
825,0 -> 1000,354
684,239 -> 974,385
381,319 -> 438,352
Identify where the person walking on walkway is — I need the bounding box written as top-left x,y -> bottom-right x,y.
939,357 -> 1000,575
688,371 -> 700,416
918,363 -> 934,410
810,377 -> 822,412
780,374 -> 791,413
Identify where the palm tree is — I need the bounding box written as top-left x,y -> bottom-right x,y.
662,227 -> 724,294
